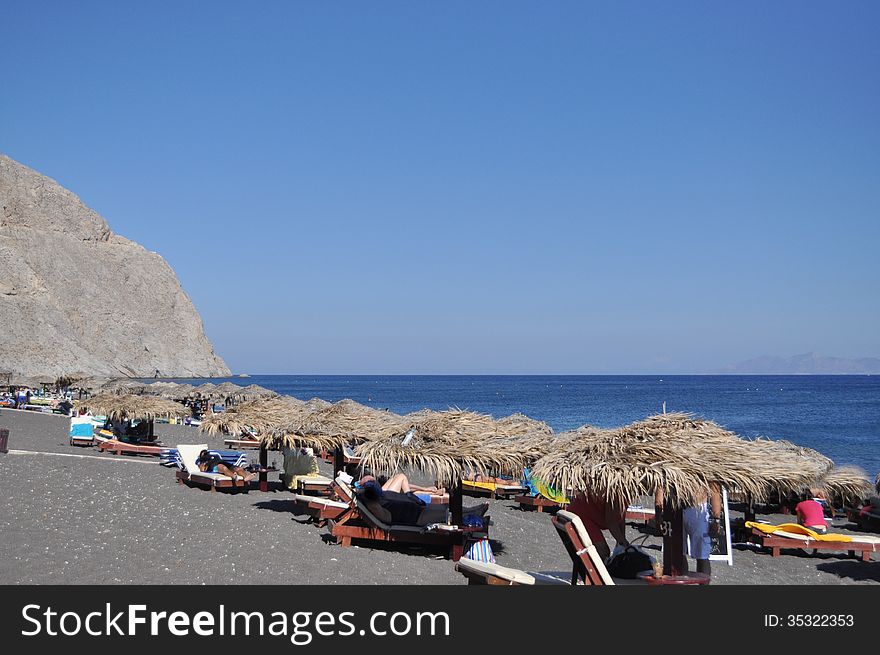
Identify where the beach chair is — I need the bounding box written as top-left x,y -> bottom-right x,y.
223,436 -> 262,450
551,510 -> 616,585
846,502 -> 880,533
746,521 -> 880,561
68,416 -> 95,447
462,477 -> 528,500
174,443 -> 250,492
329,486 -> 490,561
96,438 -> 170,457
454,558 -> 569,586
515,494 -> 565,513
625,505 -> 656,524
289,493 -> 351,526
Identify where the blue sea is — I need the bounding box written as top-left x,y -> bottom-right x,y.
161,375 -> 880,474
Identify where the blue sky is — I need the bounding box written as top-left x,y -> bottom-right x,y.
3,2 -> 878,374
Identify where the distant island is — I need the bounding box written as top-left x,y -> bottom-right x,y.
718,352 -> 880,375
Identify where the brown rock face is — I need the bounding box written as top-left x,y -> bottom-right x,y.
0,154 -> 230,378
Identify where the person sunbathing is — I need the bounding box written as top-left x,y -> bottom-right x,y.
358,479 -> 487,527
196,449 -> 256,482
358,473 -> 446,497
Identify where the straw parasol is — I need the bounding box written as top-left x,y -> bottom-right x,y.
75,393 -> 190,422
265,398 -> 404,455
813,465 -> 874,507
357,408 -> 530,489
199,396 -> 306,438
532,413 -> 833,510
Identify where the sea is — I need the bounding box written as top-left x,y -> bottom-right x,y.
160,375 -> 880,475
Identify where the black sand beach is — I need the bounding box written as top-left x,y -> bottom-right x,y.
1,408 -> 877,585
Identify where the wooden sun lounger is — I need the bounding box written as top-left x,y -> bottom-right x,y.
462,480 -> 528,500
330,492 -> 489,561
551,510 -> 616,585
748,527 -> 879,561
625,507 -> 656,524
515,494 -> 565,513
223,438 -> 262,450
846,506 -> 880,533
454,559 -> 569,586
296,475 -> 334,495
289,494 -> 350,526
97,438 -> 167,457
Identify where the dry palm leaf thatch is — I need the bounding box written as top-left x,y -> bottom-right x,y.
494,413 -> 553,437
76,393 -> 190,422
813,465 -> 873,507
200,396 -> 304,437
532,413 -> 835,509
266,399 -> 404,452
356,409 -> 530,487
99,379 -> 148,395
142,381 -> 196,400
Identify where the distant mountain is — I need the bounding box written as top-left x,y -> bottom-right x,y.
719,352 -> 880,375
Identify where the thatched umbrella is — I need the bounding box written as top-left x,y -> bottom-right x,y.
532,412 -> 834,575
267,399 -> 405,472
200,396 -> 306,438
199,395 -> 309,491
76,392 -> 190,422
813,465 -> 874,507
357,408 -> 533,525
75,392 -> 190,440
142,381 -> 197,400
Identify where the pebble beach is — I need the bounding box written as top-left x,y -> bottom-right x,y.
1,408 -> 877,586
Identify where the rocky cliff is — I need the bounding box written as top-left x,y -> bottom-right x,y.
0,154 -> 230,378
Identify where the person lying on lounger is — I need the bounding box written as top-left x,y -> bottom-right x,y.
358,479 -> 487,527
196,449 -> 257,482
358,473 -> 446,497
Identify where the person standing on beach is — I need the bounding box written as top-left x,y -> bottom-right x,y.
568,492 -> 629,561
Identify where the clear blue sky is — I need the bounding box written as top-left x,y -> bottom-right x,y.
3,2 -> 878,374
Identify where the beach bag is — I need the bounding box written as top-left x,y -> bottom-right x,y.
605,543 -> 654,579
463,537 -> 495,564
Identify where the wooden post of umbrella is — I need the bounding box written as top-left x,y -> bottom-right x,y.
259,444 -> 269,492
333,447 -> 345,479
450,479 -> 464,527
148,419 -> 155,442
661,502 -> 686,576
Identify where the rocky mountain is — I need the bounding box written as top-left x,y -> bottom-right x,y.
720,352 -> 880,375
0,154 -> 230,379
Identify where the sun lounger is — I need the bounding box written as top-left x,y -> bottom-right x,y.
746,521 -> 880,561
515,494 -> 565,513
223,437 -> 262,449
454,558 -> 570,586
295,474 -> 334,495
846,505 -> 880,533
174,443 -> 250,492
329,489 -> 489,561
289,493 -> 350,525
97,438 -> 170,457
462,479 -> 528,500
625,506 -> 656,524
68,416 -> 95,447
551,510 -> 617,585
